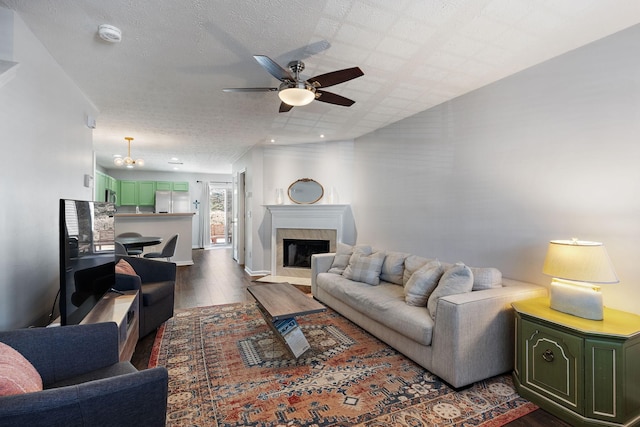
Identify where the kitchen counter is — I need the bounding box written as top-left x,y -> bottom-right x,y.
115,213 -> 195,265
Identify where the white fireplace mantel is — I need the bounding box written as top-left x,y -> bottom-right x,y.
266,204 -> 352,275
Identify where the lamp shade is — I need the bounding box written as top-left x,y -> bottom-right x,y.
542,239 -> 618,284
278,87 -> 315,106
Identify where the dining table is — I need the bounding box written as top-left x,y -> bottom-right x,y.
115,236 -> 163,249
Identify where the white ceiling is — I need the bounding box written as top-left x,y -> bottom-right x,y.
2,0 -> 640,174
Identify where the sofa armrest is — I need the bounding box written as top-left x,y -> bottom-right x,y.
0,323 -> 120,387
311,253 -> 335,295
0,367 -> 168,427
430,280 -> 547,388
115,273 -> 142,292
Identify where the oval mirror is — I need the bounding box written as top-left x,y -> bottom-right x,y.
288,178 -> 324,204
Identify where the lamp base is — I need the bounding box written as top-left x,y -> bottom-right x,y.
549,279 -> 603,320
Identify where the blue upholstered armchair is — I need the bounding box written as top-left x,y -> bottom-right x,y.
115,255 -> 176,338
0,322 -> 168,426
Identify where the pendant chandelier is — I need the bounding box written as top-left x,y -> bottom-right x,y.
114,137 -> 144,168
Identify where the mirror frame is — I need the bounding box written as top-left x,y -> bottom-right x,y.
287,178 -> 324,204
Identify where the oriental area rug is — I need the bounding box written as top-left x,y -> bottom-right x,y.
149,302 -> 537,427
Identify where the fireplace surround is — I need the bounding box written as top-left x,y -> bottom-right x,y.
266,204 -> 353,279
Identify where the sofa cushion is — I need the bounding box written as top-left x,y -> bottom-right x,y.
115,259 -> 137,276
470,267 -> 502,290
427,263 -> 474,320
380,251 -> 409,285
402,255 -> 502,290
403,255 -> 433,285
317,273 -> 434,345
0,342 -> 43,396
343,251 -> 385,286
328,243 -> 355,274
141,281 -> 175,306
404,260 -> 444,306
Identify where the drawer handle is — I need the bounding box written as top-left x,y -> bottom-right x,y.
542,349 -> 554,362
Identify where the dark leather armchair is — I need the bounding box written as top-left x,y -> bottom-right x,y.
115,256 -> 176,338
0,322 -> 168,427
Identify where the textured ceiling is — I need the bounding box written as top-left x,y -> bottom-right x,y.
2,0 -> 640,174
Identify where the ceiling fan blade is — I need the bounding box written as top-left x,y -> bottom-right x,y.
254,55 -> 294,81
308,67 -> 364,88
222,87 -> 278,92
315,90 -> 355,107
279,102 -> 294,113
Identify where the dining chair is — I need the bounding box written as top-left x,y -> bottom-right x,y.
144,234 -> 179,261
115,241 -> 129,256
116,232 -> 144,256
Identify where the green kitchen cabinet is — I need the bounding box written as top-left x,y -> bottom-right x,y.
95,171 -> 118,202
513,297 -> 640,426
155,181 -> 172,191
106,175 -> 118,192
137,181 -> 156,205
118,180 -> 156,206
172,181 -> 189,191
95,172 -> 107,202
118,180 -> 137,205
156,181 -> 188,191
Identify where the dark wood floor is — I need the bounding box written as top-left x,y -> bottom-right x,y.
132,247 -> 570,426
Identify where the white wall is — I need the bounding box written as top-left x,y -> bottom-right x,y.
0,9 -> 97,329
235,140 -> 356,275
353,24 -> 640,315
261,141 -> 355,205
232,146 -> 266,275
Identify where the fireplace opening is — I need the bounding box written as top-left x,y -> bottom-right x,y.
283,239 -> 330,268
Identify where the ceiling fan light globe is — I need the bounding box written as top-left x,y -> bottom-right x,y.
279,87 -> 315,106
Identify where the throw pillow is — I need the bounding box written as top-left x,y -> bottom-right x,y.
404,260 -> 444,306
342,251 -> 386,285
471,267 -> 502,290
328,243 -> 354,274
380,251 -> 409,285
0,342 -> 43,396
403,255 -> 432,285
427,262 -> 474,320
115,259 -> 137,276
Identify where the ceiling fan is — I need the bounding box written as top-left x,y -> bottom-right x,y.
223,55 -> 364,113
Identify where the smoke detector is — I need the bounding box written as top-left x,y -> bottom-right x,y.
98,24 -> 122,43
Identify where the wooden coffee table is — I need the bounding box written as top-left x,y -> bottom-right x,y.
247,282 -> 326,358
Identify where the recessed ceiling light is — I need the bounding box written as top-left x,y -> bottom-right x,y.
270,139 -> 276,143
320,134 -> 325,138
113,154 -> 122,158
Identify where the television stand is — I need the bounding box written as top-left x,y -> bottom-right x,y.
81,290 -> 139,361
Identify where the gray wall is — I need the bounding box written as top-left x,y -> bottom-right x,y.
0,10 -> 97,329
353,24 -> 640,315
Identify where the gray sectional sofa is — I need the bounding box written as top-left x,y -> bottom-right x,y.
311,247 -> 546,388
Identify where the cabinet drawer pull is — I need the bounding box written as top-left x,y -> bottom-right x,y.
542,349 -> 554,362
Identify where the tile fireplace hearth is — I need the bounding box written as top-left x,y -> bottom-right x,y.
266,204 -> 354,279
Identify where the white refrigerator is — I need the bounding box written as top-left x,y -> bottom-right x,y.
155,191 -> 190,213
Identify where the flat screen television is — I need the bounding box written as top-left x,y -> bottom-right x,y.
59,199 -> 116,325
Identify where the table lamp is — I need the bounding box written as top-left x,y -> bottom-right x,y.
542,239 -> 618,320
